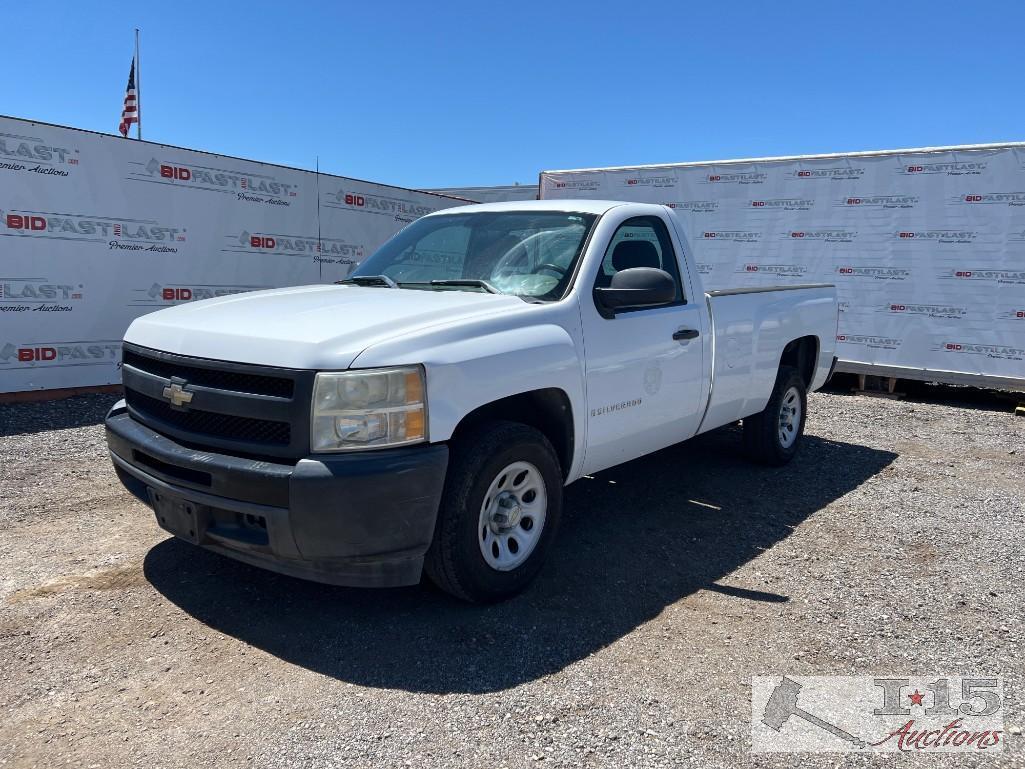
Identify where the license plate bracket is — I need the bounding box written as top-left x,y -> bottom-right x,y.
148,489 -> 207,545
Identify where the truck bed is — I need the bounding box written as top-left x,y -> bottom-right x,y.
698,284 -> 838,435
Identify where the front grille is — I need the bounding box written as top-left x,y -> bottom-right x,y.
122,349 -> 294,398
121,343 -> 312,459
125,389 -> 291,446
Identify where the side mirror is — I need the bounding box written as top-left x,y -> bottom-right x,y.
593,267 -> 676,318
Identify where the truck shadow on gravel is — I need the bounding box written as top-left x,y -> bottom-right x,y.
144,427 -> 896,694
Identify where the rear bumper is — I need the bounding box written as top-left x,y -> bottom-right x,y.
105,401 -> 448,587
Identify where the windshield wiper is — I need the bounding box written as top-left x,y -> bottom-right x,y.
426,279 -> 500,294
336,275 -> 398,288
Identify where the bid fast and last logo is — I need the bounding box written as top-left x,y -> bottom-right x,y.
951,191 -> 1025,206
897,160 -> 986,176
0,340 -> 120,368
549,178 -> 600,192
0,277 -> 83,313
785,229 -> 857,243
702,230 -> 762,243
129,282 -> 270,306
836,265 -> 910,281
940,268 -> 1025,285
127,157 -> 299,206
664,200 -> 718,213
885,302 -> 967,320
700,171 -> 766,185
787,166 -> 864,181
836,333 -> 901,350
223,230 -> 364,265
0,130 -> 80,177
737,263 -> 808,277
748,198 -> 814,211
324,188 -> 439,223
2,208 -> 185,252
893,229 -> 977,244
623,175 -> 675,188
834,195 -> 919,209
935,341 -> 1025,361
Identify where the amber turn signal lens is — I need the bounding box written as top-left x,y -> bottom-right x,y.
404,408 -> 425,441
404,370 -> 424,404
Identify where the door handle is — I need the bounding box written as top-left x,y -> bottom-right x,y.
673,328 -> 700,341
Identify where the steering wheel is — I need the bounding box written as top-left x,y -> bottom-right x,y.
531,262 -> 567,277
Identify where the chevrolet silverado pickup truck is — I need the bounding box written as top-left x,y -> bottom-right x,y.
106,200 -> 838,602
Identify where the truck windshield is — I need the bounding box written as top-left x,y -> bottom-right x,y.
349,211 -> 598,301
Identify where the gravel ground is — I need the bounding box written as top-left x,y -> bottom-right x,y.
0,386 -> 1022,768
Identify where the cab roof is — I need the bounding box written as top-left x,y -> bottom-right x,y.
429,199 -> 636,216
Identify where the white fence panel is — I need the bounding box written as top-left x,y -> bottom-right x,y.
0,116 -> 467,393
541,146 -> 1025,389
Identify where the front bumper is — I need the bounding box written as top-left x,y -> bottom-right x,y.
105,400 -> 448,587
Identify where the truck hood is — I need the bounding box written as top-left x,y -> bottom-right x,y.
124,284 -> 526,369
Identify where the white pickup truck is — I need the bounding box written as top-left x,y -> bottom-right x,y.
106,200 -> 838,602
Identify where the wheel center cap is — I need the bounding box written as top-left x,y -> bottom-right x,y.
492,492 -> 522,530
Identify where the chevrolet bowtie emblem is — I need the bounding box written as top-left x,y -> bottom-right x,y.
162,382 -> 194,408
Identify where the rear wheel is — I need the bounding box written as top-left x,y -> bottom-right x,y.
425,420 -> 563,602
742,366 -> 807,466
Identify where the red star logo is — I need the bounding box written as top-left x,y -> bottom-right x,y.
908,690 -> 925,706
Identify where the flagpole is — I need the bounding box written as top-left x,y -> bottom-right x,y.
135,28 -> 142,140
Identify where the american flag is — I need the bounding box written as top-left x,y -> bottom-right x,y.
118,58 -> 139,138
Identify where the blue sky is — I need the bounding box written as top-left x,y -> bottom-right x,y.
4,1 -> 1022,188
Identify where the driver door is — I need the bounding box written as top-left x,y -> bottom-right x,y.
579,213 -> 706,474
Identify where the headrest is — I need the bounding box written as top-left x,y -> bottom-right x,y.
612,240 -> 660,271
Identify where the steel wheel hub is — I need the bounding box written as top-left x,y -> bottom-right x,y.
489,492 -> 523,532
478,461 -> 547,571
778,385 -> 802,449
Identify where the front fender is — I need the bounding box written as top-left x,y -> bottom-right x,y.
352,321 -> 587,481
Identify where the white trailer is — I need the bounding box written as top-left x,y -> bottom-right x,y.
540,144 -> 1025,391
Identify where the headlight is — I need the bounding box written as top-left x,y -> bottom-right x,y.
311,366 -> 426,452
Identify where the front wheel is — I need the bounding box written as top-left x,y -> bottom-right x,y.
742,366 -> 807,466
424,421 -> 563,602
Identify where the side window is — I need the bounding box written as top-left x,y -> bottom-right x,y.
594,216 -> 684,303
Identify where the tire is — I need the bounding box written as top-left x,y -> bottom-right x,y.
742,365 -> 807,466
424,420 -> 563,603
